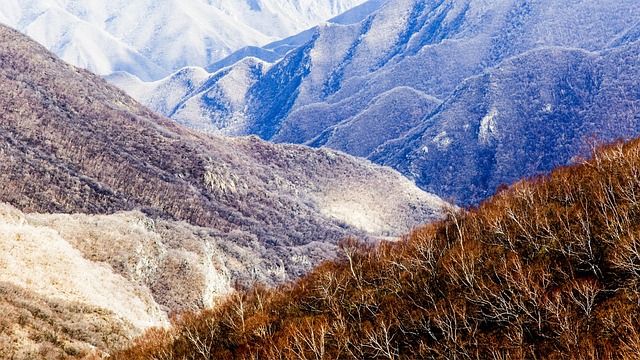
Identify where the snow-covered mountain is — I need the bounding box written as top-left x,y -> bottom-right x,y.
107,0 -> 387,133
8,0 -> 640,206
373,42 -> 640,204
124,0 -> 640,205
0,0 -> 367,81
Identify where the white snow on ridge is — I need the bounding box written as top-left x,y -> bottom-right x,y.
0,0 -> 367,80
170,57 -> 273,135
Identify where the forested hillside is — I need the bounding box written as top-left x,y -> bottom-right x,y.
0,24 -> 444,247
0,24 -> 446,358
119,137 -> 640,358
125,0 -> 640,207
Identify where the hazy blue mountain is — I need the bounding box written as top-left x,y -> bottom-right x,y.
110,0 -> 387,134
304,87 -> 442,158
134,0 -> 635,126
373,42 -> 640,204
114,0 -> 640,205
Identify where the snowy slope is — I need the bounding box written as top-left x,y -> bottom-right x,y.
139,0 -> 639,134
304,87 -> 442,158
132,0 -> 640,206
250,0 -> 640,141
0,0 -> 367,80
109,0 -> 386,134
13,0 -> 639,206
373,42 -> 640,205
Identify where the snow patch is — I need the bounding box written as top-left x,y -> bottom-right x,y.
433,131 -> 452,149
479,108 -> 498,144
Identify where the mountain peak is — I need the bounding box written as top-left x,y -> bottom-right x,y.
0,0 -> 368,80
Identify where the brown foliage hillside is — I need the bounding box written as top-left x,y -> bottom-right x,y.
0,24 -> 443,249
118,138 -> 640,359
0,282 -> 134,359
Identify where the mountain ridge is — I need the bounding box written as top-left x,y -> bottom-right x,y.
0,0 -> 368,80
0,24 -> 446,357
373,41 -> 640,204
121,0 -> 640,206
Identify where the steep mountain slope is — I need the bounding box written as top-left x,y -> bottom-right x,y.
138,0 -> 639,134
0,25 -> 443,242
0,281 -> 135,359
266,0 -> 639,142
306,86 -> 442,157
0,204 -> 162,358
107,0 -> 387,131
374,42 -> 640,204
130,0 -> 640,206
0,0 -> 367,80
0,24 -> 446,356
118,133 -> 640,359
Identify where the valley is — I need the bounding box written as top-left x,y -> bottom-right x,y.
0,24 -> 443,357
112,0 -> 640,206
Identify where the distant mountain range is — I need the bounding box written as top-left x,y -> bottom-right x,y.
0,0 -> 368,80
111,0 -> 640,205
0,24 -> 445,356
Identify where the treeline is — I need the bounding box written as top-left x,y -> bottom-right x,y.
117,138 -> 640,359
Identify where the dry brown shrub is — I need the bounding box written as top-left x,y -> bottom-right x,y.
0,282 -> 133,359
117,139 -> 640,359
